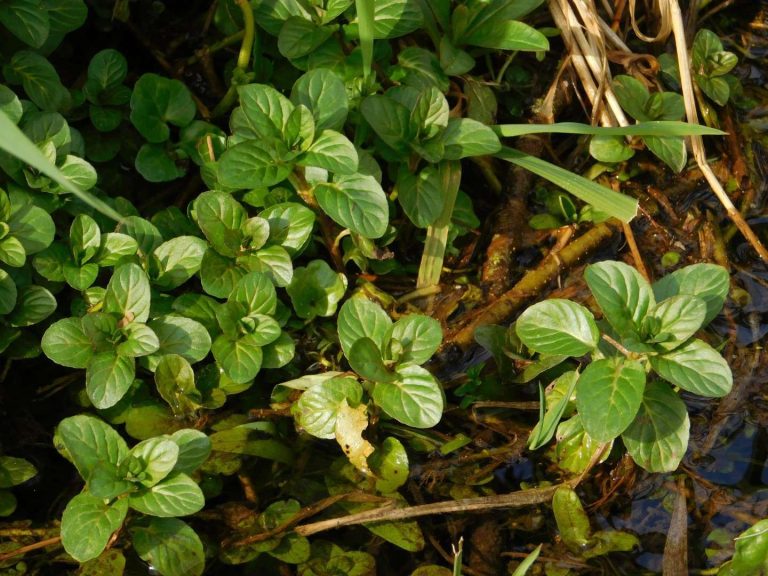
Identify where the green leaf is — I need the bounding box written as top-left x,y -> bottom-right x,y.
60,493 -> 128,562
494,121 -> 724,138
119,215 -> 163,255
56,414 -> 129,479
349,0 -> 423,39
528,370 -> 579,450
76,550 -> 126,576
0,236 -> 25,267
314,173 -> 389,239
300,130 -> 358,174
260,202 -> 315,256
209,424 -> 294,463
0,456 -> 37,488
85,49 -> 128,96
128,472 -> 205,517
235,83 -> 294,141
151,236 -> 208,290
130,74 -> 196,143
584,260 -> 654,338
645,135 -> 686,173
368,436 -> 409,493
117,322 -> 160,357
200,249 -> 244,298
0,270 -> 16,316
64,261 -> 98,290
7,285 -> 56,327
516,299 -> 599,356
278,17 -> 334,59
212,333 -> 263,383
496,147 -> 638,222
387,314 -> 442,365
589,135 -> 635,163
575,358 -> 646,442
337,296 -> 393,359
131,518 -> 205,576
461,19 -> 548,52
349,337 -> 397,383
104,263 -> 151,323
88,461 -> 132,499
70,213 -> 101,264
0,0 -> 50,48
7,51 -> 70,111
621,381 -> 689,472
652,263 -> 729,325
44,0 -> 87,33
145,316 -> 212,370
396,165 -> 444,228
42,317 -> 93,368
361,95 -> 411,153
286,259 -> 346,320
193,190 -> 246,258
229,270 -> 277,315
218,138 -> 294,189
169,429 -> 211,475
126,437 -> 180,487
8,200 -> 55,255
647,295 -> 706,350
649,339 -> 732,397
410,86 -> 449,139
262,332 -> 296,369
0,85 -> 23,125
135,143 -> 186,182
86,352 -> 135,409
373,365 -> 443,428
718,519 -> 768,576
552,486 -> 591,551
0,112 -> 123,221
297,375 -> 364,439
612,76 -> 650,121
240,245 -> 293,287
440,37 -> 475,76
155,354 -> 202,418
284,104 -> 315,150
290,68 -> 348,132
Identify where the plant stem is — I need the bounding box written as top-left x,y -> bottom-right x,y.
185,30 -> 246,66
444,220 -> 619,351
0,536 -> 61,562
288,171 -> 346,272
417,160 -> 461,289
212,0 -> 256,117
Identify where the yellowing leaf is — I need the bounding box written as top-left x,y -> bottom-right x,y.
334,400 -> 374,475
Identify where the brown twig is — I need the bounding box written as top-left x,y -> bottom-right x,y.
293,485 -> 560,537
0,536 -> 61,562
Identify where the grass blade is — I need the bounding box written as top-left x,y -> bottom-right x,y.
495,147 -> 638,222
494,120 -> 724,138
355,0 -> 375,79
0,110 -> 123,222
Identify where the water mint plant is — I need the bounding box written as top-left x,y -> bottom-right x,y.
521,261 -> 732,472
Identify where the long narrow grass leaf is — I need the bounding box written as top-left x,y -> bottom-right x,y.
495,146 -> 638,222
0,111 -> 124,222
494,121 -> 724,138
355,0 -> 375,79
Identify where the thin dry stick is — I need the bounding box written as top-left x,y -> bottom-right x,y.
0,536 -> 61,562
666,0 -> 768,263
622,220 -> 651,281
294,485 -> 560,537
